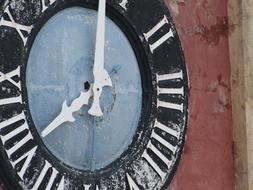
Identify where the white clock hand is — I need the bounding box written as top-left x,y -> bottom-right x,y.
88,0 -> 112,117
41,88 -> 92,138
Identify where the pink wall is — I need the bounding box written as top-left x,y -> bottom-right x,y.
165,0 -> 235,189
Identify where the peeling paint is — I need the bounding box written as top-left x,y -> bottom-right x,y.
167,0 -> 186,16
207,75 -> 231,113
188,17 -> 229,45
119,0 -> 128,10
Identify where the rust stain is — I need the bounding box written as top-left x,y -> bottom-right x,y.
190,16 -> 229,45
228,22 -> 237,34
190,114 -> 198,121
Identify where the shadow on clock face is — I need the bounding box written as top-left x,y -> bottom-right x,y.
26,7 -> 142,171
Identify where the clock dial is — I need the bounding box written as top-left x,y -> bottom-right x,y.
0,0 -> 189,190
26,7 -> 142,171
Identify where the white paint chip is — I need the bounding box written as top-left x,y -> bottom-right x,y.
119,0 -> 128,10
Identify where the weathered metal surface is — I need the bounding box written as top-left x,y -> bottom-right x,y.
165,0 -> 235,190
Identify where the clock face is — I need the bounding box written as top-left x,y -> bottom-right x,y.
26,7 -> 142,171
0,0 -> 189,190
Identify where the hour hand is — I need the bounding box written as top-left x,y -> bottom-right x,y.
41,88 -> 92,138
41,101 -> 75,138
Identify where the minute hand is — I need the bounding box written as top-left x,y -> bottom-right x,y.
88,0 -> 112,117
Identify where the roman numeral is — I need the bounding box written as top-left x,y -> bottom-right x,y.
57,176 -> 64,190
0,95 -> 22,106
41,0 -> 57,13
142,147 -> 167,181
0,112 -> 30,155
151,120 -> 179,154
142,120 -> 180,181
31,160 -> 63,190
11,146 -> 37,179
143,15 -> 174,53
0,112 -> 36,179
157,70 -> 184,113
0,6 -> 33,45
84,184 -> 99,190
157,70 -> 183,81
84,184 -> 91,190
0,67 -> 23,106
0,66 -> 21,90
126,173 -> 140,190
154,120 -> 180,139
46,167 -> 59,190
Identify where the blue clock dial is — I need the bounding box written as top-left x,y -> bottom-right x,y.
26,7 -> 142,171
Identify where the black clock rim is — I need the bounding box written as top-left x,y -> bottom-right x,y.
0,0 -> 189,189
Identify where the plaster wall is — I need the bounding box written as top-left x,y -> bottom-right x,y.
165,0 -> 235,189
241,1 -> 253,188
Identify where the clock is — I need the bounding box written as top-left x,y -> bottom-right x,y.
0,0 -> 189,189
